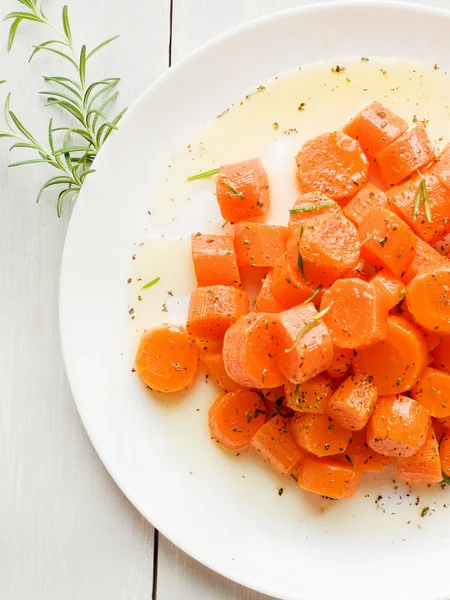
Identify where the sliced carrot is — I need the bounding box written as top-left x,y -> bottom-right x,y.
191,233 -> 241,288
284,373 -> 334,413
401,237 -> 446,284
135,325 -> 199,393
375,124 -> 435,187
353,315 -> 428,394
234,222 -> 288,268
345,430 -> 391,472
215,158 -> 269,222
410,367 -> 450,418
328,374 -> 378,431
341,257 -> 374,280
406,263 -> 450,334
434,233 -> 450,256
254,271 -> 285,313
320,278 -> 388,349
343,182 -> 389,227
295,131 -> 369,201
251,415 -> 305,475
432,336 -> 450,372
274,303 -> 334,383
358,206 -> 417,278
343,101 -> 409,159
397,426 -> 442,484
187,285 -> 249,340
297,454 -> 361,499
423,330 -> 444,352
288,192 -> 339,232
198,346 -> 240,391
431,142 -> 450,190
370,269 -> 405,310
326,347 -> 353,379
208,389 -> 267,451
366,394 -> 430,457
298,212 -> 361,286
223,312 -> 286,389
270,251 -> 316,309
291,413 -> 351,457
440,434 -> 450,477
386,173 -> 450,244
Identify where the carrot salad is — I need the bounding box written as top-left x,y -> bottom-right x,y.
135,101 -> 450,500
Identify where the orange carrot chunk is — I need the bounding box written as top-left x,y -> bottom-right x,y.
291,413 -> 351,457
353,316 -> 428,395
328,374 -> 378,431
251,415 -> 305,476
366,394 -> 431,457
431,142 -> 450,190
358,206 -> 417,278
341,257 -> 374,280
401,237 -> 446,284
406,264 -> 450,334
440,434 -> 450,477
284,373 -> 334,413
297,455 -> 361,499
191,233 -> 241,288
135,325 -> 199,393
343,182 -> 389,227
275,303 -> 334,383
288,192 -> 339,232
270,251 -> 316,309
234,222 -> 288,268
187,285 -> 249,341
198,346 -> 240,391
295,131 -> 369,201
432,336 -> 450,372
375,124 -> 435,187
223,312 -> 286,389
321,278 -> 388,349
215,158 -> 269,222
343,101 -> 409,159
397,426 -> 442,484
345,430 -> 391,472
410,367 -> 450,418
370,269 -> 406,310
209,389 -> 267,451
254,271 -> 285,313
326,347 -> 353,380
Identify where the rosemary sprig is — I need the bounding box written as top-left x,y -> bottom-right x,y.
224,180 -> 244,199
289,202 -> 335,214
304,285 -> 323,304
141,277 -> 160,290
285,306 -> 331,354
187,167 -> 220,181
297,225 -> 308,282
1,2 -> 126,216
413,176 -> 432,223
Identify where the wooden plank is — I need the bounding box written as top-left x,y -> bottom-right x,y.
0,1 -> 169,599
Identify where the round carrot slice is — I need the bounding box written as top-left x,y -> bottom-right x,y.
440,434 -> 450,477
406,264 -> 450,334
284,373 -> 334,413
291,413 -> 351,457
135,325 -> 199,393
432,335 -> 450,372
345,430 -> 391,473
411,367 -> 450,418
297,455 -> 361,499
397,426 -> 442,484
209,389 -> 266,451
353,316 -> 428,394
295,131 -> 369,201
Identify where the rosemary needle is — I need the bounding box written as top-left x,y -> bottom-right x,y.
297,225 -> 308,282
289,202 -> 335,214
413,176 -> 432,223
285,306 -> 331,354
304,285 -> 323,304
187,167 -> 220,181
224,180 -> 244,199
141,277 -> 160,290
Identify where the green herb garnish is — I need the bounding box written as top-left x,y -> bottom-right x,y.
141,277 -> 160,290
285,306 -> 331,354
297,225 -> 308,282
187,167 -> 220,181
304,285 -> 323,304
413,176 -> 432,223
289,202 -> 335,214
442,472 -> 450,486
224,180 -> 244,199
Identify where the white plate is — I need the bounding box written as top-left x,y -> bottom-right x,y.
60,3 -> 450,599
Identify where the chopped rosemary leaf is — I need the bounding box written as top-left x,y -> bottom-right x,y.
413,177 -> 432,223
285,306 -> 331,353
297,225 -> 308,282
187,167 -> 220,181
141,277 -> 160,290
442,472 -> 450,485
224,180 -> 244,199
289,202 -> 335,214
304,285 -> 323,304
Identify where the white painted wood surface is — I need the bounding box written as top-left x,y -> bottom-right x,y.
2,1 -> 450,599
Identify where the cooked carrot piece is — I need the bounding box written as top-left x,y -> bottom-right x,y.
353,316 -> 428,394
295,131 -> 369,201
208,389 -> 267,451
198,346 -> 240,391
375,124 -> 435,187
254,271 -> 285,313
398,426 -> 442,484
386,173 -> 450,244
234,222 -> 288,268
270,251 -> 316,308
434,233 -> 450,256
432,336 -> 450,372
288,192 -> 339,232
370,269 -> 405,310
440,434 -> 450,477
251,415 -> 305,475
431,142 -> 450,190
343,183 -> 389,227
341,257 -> 374,280
343,101 -> 409,159
326,347 -> 353,379
422,330 -> 444,352
284,373 -> 334,413
223,312 -> 286,389
410,367 -> 450,418
358,206 -> 417,278
191,233 -> 241,288
298,213 -> 361,286
406,264 -> 450,334
297,454 -> 361,499
215,158 -> 269,222
135,325 -> 199,393
291,412 -> 351,457
401,237 -> 446,284
345,430 -> 391,472
187,285 -> 249,340
366,394 -> 430,457
320,278 -> 388,349
328,374 -> 378,431
275,303 -> 334,383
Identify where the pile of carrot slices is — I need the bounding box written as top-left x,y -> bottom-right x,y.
135,101 -> 450,500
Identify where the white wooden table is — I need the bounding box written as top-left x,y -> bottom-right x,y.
1,1 -> 449,598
